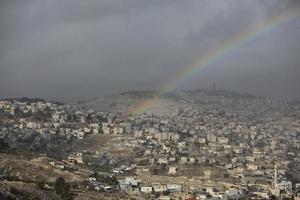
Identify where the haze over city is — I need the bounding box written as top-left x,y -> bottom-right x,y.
1,0 -> 299,101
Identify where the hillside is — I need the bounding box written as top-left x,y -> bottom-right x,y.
77,89 -> 263,116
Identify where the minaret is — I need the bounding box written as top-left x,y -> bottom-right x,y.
274,165 -> 278,187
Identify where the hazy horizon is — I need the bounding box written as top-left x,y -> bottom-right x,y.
1,0 -> 299,101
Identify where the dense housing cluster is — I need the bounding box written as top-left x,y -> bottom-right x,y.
0,92 -> 299,200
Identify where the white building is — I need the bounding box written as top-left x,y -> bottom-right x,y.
140,186 -> 152,193
167,184 -> 181,192
168,166 -> 178,175
67,152 -> 83,164
276,181 -> 292,191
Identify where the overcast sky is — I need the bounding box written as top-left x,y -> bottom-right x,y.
0,0 -> 299,101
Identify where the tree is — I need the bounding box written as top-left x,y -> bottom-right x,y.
36,180 -> 46,189
54,177 -> 71,199
86,114 -> 93,123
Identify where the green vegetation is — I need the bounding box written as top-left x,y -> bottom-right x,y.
54,176 -> 72,200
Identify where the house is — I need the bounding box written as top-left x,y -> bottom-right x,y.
118,177 -> 140,191
49,161 -> 65,169
168,166 -> 178,175
207,133 -> 217,143
189,157 -> 196,164
135,166 -> 150,173
67,152 -> 83,164
103,186 -> 112,193
247,163 -> 258,171
217,137 -> 229,144
162,145 -> 171,153
134,130 -> 143,138
168,157 -> 176,162
113,168 -> 123,174
225,188 -> 243,199
196,194 -> 207,200
276,180 -> 292,191
198,137 -> 206,144
115,127 -> 124,134
87,177 -> 96,182
253,191 -> 269,199
26,122 -> 38,129
157,157 -> 168,165
84,127 -> 91,133
167,184 -> 182,193
76,131 -> 85,139
153,183 -> 167,193
140,186 -> 152,193
102,123 -> 110,134
178,142 -> 186,148
144,150 -> 152,156
203,170 -> 211,179
158,196 -> 171,200
180,157 -> 188,164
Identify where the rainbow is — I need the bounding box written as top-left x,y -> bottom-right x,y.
130,10 -> 300,114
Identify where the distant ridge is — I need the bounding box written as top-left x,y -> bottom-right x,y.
115,89 -> 261,99
77,89 -> 264,116
0,97 -> 65,105
1,97 -> 45,103
185,89 -> 261,99
117,90 -> 159,98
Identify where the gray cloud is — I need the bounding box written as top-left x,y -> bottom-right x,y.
0,0 -> 299,101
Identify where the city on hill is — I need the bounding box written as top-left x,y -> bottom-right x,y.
1,0 -> 299,199
0,89 -> 299,199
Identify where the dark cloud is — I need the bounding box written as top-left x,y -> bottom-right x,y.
0,0 -> 299,101
186,2 -> 255,40
286,0 -> 300,9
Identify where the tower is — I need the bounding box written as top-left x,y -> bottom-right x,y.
274,165 -> 278,187
212,82 -> 216,91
